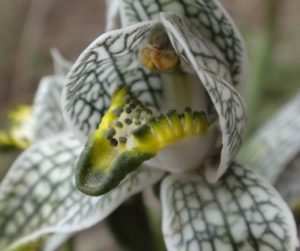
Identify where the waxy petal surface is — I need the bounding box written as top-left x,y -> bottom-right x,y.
0,133 -> 164,250
161,163 -> 298,251
162,13 -> 246,181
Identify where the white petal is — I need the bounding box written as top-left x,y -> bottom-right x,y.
161,13 -> 231,83
121,0 -> 248,90
105,0 -> 120,31
161,13 -> 246,182
63,21 -> 163,141
0,133 -> 164,250
161,163 -> 298,251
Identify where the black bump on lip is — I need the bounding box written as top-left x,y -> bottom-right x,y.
104,128 -> 116,139
116,121 -> 123,128
112,107 -> 123,117
132,124 -> 151,138
125,118 -> 132,125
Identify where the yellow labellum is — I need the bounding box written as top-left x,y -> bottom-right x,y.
76,87 -> 210,196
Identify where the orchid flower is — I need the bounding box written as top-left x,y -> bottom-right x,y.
0,1 -> 298,251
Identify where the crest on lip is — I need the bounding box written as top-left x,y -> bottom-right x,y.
75,87 -> 210,196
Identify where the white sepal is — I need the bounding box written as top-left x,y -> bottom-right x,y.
161,163 -> 298,251
121,0 -> 248,90
0,133 -> 164,251
63,21 -> 163,141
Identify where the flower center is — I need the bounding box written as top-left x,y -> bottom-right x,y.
140,25 -> 179,72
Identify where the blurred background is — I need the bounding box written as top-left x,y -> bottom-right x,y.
0,0 -> 299,250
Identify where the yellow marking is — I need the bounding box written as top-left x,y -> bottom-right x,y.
76,87 -> 210,195
91,88 -> 210,162
0,105 -> 33,149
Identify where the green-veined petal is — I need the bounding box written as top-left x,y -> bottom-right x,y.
161,13 -> 246,182
161,163 -> 298,251
0,133 -> 164,251
163,13 -> 231,83
120,0 -> 247,89
63,21 -> 163,140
